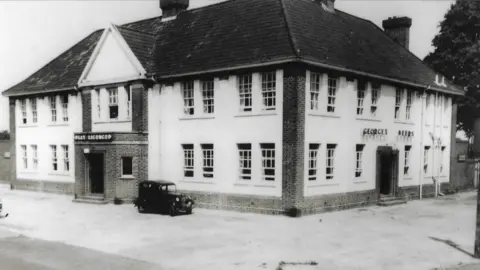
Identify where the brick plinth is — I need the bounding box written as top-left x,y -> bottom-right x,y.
10,179 -> 74,195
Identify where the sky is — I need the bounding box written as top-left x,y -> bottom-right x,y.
0,0 -> 455,92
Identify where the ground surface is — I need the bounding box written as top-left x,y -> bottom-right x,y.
0,185 -> 479,270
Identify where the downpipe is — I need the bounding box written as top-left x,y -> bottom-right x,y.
419,87 -> 429,200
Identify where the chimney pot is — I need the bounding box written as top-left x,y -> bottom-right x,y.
160,0 -> 189,19
382,16 -> 412,50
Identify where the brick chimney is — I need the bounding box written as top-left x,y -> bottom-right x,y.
160,0 -> 189,19
382,16 -> 412,50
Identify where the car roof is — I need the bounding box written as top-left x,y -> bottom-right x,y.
141,180 -> 176,185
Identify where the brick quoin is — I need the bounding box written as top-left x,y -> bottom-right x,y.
8,98 -> 16,185
282,63 -> 306,217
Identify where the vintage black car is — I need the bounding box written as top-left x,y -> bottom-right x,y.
133,180 -> 194,216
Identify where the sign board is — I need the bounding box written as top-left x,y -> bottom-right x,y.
363,128 -> 388,136
74,133 -> 113,142
458,154 -> 466,162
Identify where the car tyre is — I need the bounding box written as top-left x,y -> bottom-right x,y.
186,206 -> 193,215
169,205 -> 177,217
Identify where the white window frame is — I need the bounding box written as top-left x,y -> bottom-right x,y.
261,143 -> 275,181
61,95 -> 69,122
356,81 -> 366,116
327,76 -> 338,113
326,144 -> 336,180
405,90 -> 412,120
394,88 -> 402,119
201,144 -> 214,178
261,72 -> 276,111
310,73 -> 321,111
51,145 -> 58,172
31,98 -> 37,124
238,144 -> 252,180
424,146 -> 430,174
371,83 -> 380,116
404,145 -> 411,176
126,86 -> 132,119
308,144 -> 320,181
31,145 -> 38,170
182,144 -> 194,177
355,144 -> 364,178
108,88 -> 119,119
21,145 -> 27,169
21,99 -> 27,124
96,89 -> 101,119
49,96 -> 57,123
182,82 -> 195,116
202,80 -> 215,114
238,75 -> 253,112
61,145 -> 69,172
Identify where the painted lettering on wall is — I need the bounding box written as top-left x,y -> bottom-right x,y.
362,128 -> 388,136
74,133 -> 113,142
397,130 -> 414,137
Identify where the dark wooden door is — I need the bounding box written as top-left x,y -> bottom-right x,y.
89,154 -> 104,194
379,151 -> 393,195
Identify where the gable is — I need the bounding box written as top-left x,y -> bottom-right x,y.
80,26 -> 146,86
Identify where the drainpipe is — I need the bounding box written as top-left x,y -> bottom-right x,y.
419,86 -> 430,200
433,92 -> 437,198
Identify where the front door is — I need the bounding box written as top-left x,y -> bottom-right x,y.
376,147 -> 399,196
89,154 -> 104,195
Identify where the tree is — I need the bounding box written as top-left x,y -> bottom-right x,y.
424,1 -> 480,139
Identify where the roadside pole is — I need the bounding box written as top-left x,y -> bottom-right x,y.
474,117 -> 480,258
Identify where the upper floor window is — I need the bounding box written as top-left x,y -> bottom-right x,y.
238,143 -> 252,180
371,83 -> 380,116
238,75 -> 252,112
405,90 -> 412,120
20,99 -> 27,124
355,144 -> 364,178
182,144 -> 194,177
261,72 -> 276,111
310,73 -> 321,111
440,146 -> 446,173
356,81 -> 366,116
261,143 -> 275,181
326,144 -> 336,180
126,87 -> 131,119
31,98 -> 37,124
49,96 -> 57,122
108,88 -> 118,119
394,88 -> 402,119
202,80 -> 214,114
61,95 -> 69,122
201,144 -> 214,178
327,76 -> 338,113
182,82 -> 194,116
308,144 -> 320,181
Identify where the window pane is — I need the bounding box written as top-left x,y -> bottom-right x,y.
122,157 -> 133,175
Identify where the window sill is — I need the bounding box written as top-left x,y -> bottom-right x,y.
18,124 -> 39,128
308,113 -> 340,118
180,179 -> 215,184
307,182 -> 340,188
48,172 -> 70,176
353,180 -> 367,184
356,117 -> 381,122
18,171 -> 38,175
47,123 -> 69,127
403,176 -> 413,180
394,120 -> 415,125
94,120 -> 131,124
443,125 -> 449,128
120,176 -> 135,180
234,112 -> 277,118
179,116 -> 215,121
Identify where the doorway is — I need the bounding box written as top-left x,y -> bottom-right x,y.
376,146 -> 399,196
88,153 -> 104,195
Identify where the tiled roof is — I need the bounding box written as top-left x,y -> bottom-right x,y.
3,0 -> 464,97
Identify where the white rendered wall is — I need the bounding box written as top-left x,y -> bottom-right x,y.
0,96 -> 9,132
149,70 -> 284,197
304,70 -> 452,197
15,93 -> 82,183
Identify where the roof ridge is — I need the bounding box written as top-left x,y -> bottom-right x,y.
117,25 -> 155,36
187,0 -> 234,13
279,0 -> 300,58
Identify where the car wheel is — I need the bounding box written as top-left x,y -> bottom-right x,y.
169,205 -> 177,217
186,206 -> 193,215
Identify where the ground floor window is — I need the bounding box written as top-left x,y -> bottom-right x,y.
238,144 -> 252,180
201,144 -> 214,178
62,145 -> 70,172
308,144 -> 320,181
21,145 -> 27,169
121,157 -> 133,176
326,144 -> 336,180
440,146 -> 446,173
355,144 -> 364,178
51,145 -> 58,171
31,145 -> 38,170
182,144 -> 194,177
261,143 -> 275,181
404,145 -> 411,176
424,146 -> 430,174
